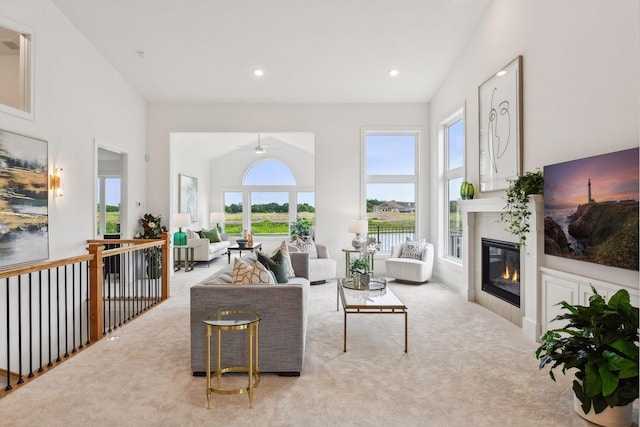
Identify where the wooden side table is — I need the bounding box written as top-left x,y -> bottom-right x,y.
204,309 -> 261,409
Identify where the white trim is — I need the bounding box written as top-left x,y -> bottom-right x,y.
0,15 -> 35,120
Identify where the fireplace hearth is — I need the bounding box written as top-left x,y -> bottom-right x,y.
481,238 -> 520,307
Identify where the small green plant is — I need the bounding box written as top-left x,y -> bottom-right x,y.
499,169 -> 544,247
349,258 -> 370,276
535,286 -> 639,415
290,218 -> 313,237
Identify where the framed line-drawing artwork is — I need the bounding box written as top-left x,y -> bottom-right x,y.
478,55 -> 523,192
0,129 -> 49,269
179,174 -> 198,222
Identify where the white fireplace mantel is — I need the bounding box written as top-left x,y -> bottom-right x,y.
459,195 -> 544,342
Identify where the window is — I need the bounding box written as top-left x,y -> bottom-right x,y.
442,109 -> 465,260
364,131 -> 419,251
0,19 -> 34,119
96,177 -> 121,236
224,160 -> 312,236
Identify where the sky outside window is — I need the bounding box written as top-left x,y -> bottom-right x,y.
366,135 -> 415,176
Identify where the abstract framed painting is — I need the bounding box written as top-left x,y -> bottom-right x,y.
179,174 -> 198,222
0,129 -> 49,269
478,55 -> 523,192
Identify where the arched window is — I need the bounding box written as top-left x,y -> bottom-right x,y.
224,159 -> 314,236
243,160 -> 296,185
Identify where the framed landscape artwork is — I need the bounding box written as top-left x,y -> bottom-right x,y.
0,129 -> 49,269
179,174 -> 198,222
478,56 -> 523,192
544,147 -> 639,271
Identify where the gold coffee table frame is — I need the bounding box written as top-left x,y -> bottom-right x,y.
338,278 -> 408,353
204,309 -> 261,409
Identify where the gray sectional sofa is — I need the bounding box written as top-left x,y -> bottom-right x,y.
190,251 -> 310,376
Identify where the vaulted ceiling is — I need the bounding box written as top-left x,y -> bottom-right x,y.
52,0 -> 492,104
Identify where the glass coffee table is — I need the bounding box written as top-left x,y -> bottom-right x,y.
337,277 -> 408,353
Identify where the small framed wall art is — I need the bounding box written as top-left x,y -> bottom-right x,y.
179,174 -> 198,222
478,55 -> 523,192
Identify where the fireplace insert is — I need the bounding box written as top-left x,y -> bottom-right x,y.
481,238 -> 520,307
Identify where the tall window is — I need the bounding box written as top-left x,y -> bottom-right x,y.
96,177 -> 121,236
364,131 -> 418,251
223,160 -> 313,236
0,20 -> 34,119
442,110 -> 465,260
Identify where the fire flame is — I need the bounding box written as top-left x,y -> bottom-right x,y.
502,266 -> 519,282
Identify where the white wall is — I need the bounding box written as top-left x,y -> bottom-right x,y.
147,103 -> 429,270
0,0 -> 147,259
430,0 -> 640,289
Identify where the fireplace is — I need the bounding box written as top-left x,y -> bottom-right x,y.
481,238 -> 520,307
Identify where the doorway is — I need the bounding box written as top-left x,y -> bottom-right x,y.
96,146 -> 127,238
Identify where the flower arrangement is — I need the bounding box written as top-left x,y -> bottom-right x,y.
135,213 -> 168,239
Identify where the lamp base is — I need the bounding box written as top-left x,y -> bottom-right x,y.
174,230 -> 187,246
352,234 -> 364,250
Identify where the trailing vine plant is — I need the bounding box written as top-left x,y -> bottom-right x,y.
499,169 -> 544,247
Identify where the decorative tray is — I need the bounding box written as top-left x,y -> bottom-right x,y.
342,277 -> 386,291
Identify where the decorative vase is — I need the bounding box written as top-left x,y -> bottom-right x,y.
248,233 -> 254,247
359,273 -> 370,287
573,395 -> 633,427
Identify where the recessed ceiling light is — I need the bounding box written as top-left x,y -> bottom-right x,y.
389,69 -> 399,77
254,69 -> 264,77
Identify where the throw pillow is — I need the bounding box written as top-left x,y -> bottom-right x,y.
290,235 -> 318,259
400,238 -> 427,260
201,228 -> 221,243
186,229 -> 199,239
231,258 -> 276,285
273,241 -> 295,278
257,250 -> 289,283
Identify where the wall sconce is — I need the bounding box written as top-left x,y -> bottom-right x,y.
173,212 -> 191,246
348,219 -> 368,250
50,168 -> 63,197
209,212 -> 225,232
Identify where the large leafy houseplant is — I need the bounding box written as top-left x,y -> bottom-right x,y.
535,287 -> 639,416
499,169 -> 544,247
290,218 -> 313,238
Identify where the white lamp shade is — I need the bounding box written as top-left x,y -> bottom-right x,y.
348,219 -> 368,234
174,213 -> 191,228
209,212 -> 225,224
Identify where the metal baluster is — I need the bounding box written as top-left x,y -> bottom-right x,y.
47,269 -> 52,367
38,271 -> 44,372
56,267 -> 61,362
71,264 -> 77,354
85,261 -> 90,346
63,266 -> 69,358
17,275 -> 23,384
28,273 -> 34,378
5,277 -> 12,391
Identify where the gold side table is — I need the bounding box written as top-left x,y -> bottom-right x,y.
204,309 -> 261,409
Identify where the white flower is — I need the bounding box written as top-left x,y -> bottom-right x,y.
148,222 -> 156,228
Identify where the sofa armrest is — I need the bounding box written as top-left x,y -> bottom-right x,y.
290,252 -> 310,280
187,238 -> 210,260
220,233 -> 230,242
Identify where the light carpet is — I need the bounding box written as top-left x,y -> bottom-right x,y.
0,257 -> 637,426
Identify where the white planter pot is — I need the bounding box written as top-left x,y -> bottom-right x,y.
573,395 -> 633,427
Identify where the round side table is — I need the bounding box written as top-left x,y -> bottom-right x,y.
203,309 -> 262,409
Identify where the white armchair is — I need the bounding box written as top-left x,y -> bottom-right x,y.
385,242 -> 434,284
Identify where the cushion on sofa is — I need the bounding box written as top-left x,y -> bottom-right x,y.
273,241 -> 296,278
186,229 -> 199,239
231,258 -> 276,285
290,236 -> 318,259
199,228 -> 221,243
257,250 -> 289,283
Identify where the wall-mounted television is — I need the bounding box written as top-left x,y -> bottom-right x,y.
543,147 -> 639,271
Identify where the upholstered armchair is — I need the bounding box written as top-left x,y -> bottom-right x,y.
385,241 -> 434,284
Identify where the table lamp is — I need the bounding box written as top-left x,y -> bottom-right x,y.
209,212 -> 225,232
348,219 -> 368,250
173,213 -> 191,246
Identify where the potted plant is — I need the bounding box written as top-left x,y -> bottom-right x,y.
349,257 -> 371,287
499,168 -> 544,247
290,218 -> 313,238
134,213 -> 168,279
535,286 -> 638,426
